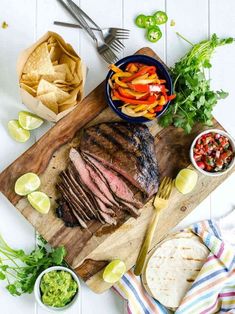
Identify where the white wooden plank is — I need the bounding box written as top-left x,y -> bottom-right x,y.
166,0 -> 209,67
210,174 -> 235,220
81,282 -> 124,314
209,0 -> 235,137
123,0 -> 166,61
0,1 -> 36,313
79,0 -> 123,94
36,0 -> 81,55
0,0 -> 38,170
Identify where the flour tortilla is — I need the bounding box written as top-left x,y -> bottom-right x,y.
143,232 -> 209,309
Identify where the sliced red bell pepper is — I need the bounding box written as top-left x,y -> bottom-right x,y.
154,105 -> 163,112
127,83 -> 150,93
122,66 -> 156,83
113,91 -> 156,105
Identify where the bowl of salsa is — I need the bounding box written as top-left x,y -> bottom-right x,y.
190,129 -> 235,176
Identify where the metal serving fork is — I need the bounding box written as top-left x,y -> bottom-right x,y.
57,0 -> 118,64
54,21 -> 130,52
65,0 -> 127,53
134,177 -> 174,276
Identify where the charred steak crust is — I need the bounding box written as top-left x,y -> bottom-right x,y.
80,122 -> 159,197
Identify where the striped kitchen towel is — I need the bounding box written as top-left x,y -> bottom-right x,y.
113,214 -> 235,314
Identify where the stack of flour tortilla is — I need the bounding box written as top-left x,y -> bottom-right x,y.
142,231 -> 209,310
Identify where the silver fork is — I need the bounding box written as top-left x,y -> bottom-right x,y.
59,0 -> 127,53
57,0 -> 118,64
54,21 -> 130,41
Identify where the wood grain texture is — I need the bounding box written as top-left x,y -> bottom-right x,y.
0,48 -> 234,294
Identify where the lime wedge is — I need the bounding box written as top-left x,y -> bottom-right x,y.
18,111 -> 43,130
15,173 -> 41,196
175,169 -> 198,194
103,259 -> 126,283
27,191 -> 50,214
8,120 -> 30,142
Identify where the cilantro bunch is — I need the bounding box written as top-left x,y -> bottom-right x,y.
160,33 -> 234,133
0,234 -> 66,296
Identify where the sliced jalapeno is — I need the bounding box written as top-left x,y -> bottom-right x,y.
147,26 -> 162,43
135,14 -> 146,28
144,16 -> 155,28
154,11 -> 168,25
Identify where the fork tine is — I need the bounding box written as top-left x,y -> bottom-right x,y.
113,28 -> 130,32
157,177 -> 168,196
110,41 -> 124,52
115,35 -> 130,40
113,39 -> 125,49
115,30 -> 130,34
162,179 -> 173,200
158,177 -> 171,198
103,49 -> 118,64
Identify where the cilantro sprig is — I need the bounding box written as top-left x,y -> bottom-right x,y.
160,33 -> 234,133
0,234 -> 66,296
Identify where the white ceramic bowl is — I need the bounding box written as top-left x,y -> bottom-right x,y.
34,266 -> 81,313
190,129 -> 235,177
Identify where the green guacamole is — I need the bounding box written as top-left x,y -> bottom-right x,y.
40,270 -> 78,308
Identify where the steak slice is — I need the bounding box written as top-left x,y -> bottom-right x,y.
84,161 -> 120,207
56,202 -> 80,228
83,153 -> 144,208
69,148 -> 114,207
68,166 -> 100,219
80,122 -> 159,197
61,170 -> 95,219
57,183 -> 89,228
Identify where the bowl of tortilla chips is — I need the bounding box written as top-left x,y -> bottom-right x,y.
17,31 -> 86,122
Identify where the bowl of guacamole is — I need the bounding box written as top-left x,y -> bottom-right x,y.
34,266 -> 80,312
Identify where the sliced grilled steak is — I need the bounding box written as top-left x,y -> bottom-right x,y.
57,183 -> 89,228
69,148 -> 114,207
83,153 -> 144,208
61,170 -> 95,219
84,161 -> 119,207
56,202 -> 80,228
80,122 -> 159,197
67,166 -> 100,218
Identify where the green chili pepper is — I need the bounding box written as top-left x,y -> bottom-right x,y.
144,16 -> 155,28
147,26 -> 162,43
135,14 -> 146,28
154,11 -> 168,25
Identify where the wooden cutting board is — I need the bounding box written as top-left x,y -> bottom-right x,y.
0,47 -> 234,293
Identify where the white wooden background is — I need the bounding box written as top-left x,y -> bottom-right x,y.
0,0 -> 235,313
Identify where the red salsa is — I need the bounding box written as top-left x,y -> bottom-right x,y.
193,132 -> 234,172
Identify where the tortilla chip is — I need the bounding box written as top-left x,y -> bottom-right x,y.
49,45 -> 62,62
23,42 -> 54,75
41,72 -> 66,82
37,79 -> 70,104
37,92 -> 58,114
20,83 -> 37,97
60,54 -> 76,73
21,73 -> 40,82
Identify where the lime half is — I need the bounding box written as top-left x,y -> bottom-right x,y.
175,169 -> 198,194
8,120 -> 30,142
15,172 -> 41,196
27,191 -> 50,214
103,259 -> 126,284
18,111 -> 43,130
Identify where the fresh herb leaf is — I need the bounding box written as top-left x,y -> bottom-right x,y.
160,33 -> 233,133
0,233 -> 66,296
